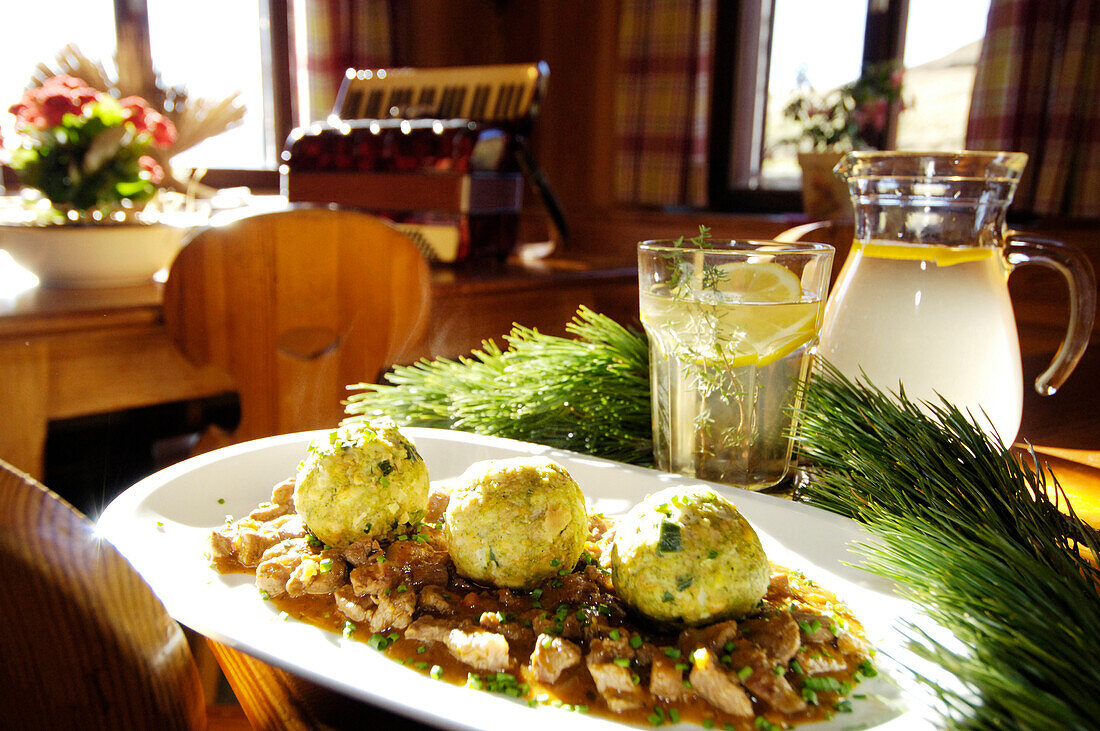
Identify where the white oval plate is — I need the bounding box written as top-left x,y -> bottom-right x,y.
97,427 -> 946,730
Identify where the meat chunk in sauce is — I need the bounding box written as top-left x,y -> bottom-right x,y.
728,643 -> 806,714
791,609 -> 836,644
529,634 -> 582,683
678,619 -> 740,656
368,590 -> 417,633
286,550 -> 347,597
586,638 -> 648,712
382,539 -> 452,588
211,514 -> 306,568
405,617 -> 512,672
334,585 -> 374,623
739,610 -> 801,664
424,485 -> 450,522
478,610 -> 534,647
418,585 -> 457,615
254,537 -> 313,598
405,616 -> 455,643
341,537 -> 382,568
649,655 -> 688,702
446,627 -> 511,671
248,477 -> 296,522
688,648 -> 753,717
349,560 -> 399,596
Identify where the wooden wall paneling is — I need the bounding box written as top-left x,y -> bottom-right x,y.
534,2 -> 622,221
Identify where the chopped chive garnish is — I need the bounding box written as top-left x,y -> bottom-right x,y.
657,520 -> 682,553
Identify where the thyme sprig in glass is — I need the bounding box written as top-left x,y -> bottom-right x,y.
797,362 -> 1100,729
653,226 -> 745,450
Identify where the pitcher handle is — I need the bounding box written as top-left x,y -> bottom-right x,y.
1004,231 -> 1097,396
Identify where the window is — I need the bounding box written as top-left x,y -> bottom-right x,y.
895,0 -> 991,152
147,0 -> 271,169
0,3 -> 117,129
1,0 -> 292,187
710,0 -> 992,211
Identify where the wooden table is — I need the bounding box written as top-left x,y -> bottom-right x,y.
0,276 -> 235,480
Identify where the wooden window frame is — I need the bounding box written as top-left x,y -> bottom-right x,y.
112,0 -> 293,191
708,0 -> 909,213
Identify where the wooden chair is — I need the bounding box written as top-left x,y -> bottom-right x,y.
163,206 -> 431,447
776,220 -> 854,283
0,459 -> 208,728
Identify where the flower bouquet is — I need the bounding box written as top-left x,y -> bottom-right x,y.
781,63 -> 905,220
0,75 -> 196,286
5,74 -> 177,221
782,62 -> 906,153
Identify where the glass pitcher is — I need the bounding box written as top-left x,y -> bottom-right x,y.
818,151 -> 1096,444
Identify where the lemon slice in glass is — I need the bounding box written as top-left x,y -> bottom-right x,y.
708,262 -> 820,367
714,261 -> 804,302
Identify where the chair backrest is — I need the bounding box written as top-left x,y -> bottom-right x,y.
776,220 -> 854,284
0,460 -> 205,728
164,206 -> 431,443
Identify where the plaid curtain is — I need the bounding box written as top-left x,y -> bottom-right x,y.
966,0 -> 1099,218
301,0 -> 394,122
615,0 -> 714,208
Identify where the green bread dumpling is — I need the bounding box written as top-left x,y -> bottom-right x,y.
611,486 -> 769,625
294,418 -> 429,547
445,456 -> 588,589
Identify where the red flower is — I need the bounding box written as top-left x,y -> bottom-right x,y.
8,75 -> 101,129
139,155 -> 164,185
120,96 -> 177,148
853,98 -> 889,134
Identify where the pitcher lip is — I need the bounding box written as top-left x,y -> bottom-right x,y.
836,150 -> 1029,182
638,239 -> 834,254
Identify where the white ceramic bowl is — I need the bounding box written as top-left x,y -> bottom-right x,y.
0,222 -> 189,288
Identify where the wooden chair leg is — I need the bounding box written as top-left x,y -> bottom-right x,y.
206,639 -> 438,730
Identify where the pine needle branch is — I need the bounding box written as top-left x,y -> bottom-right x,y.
798,361 -> 1100,729
344,306 -> 654,464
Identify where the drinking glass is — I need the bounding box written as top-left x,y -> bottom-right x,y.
639,239 -> 834,490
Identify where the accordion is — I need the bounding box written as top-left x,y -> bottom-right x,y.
281,62 -> 563,263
